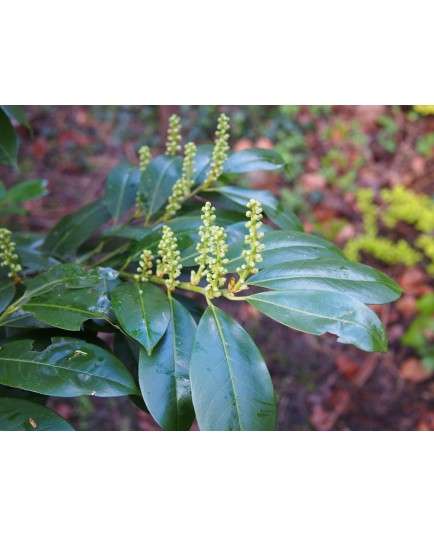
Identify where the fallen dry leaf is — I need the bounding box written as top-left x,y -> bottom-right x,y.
400,358 -> 433,383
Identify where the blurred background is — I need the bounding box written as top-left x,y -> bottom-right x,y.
2,104 -> 434,431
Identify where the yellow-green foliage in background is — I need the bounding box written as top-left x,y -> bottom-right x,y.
345,185 -> 434,275
413,105 -> 434,116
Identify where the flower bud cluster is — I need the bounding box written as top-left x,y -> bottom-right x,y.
165,115 -> 182,157
205,226 -> 229,298
235,200 -> 265,291
203,114 -> 230,188
191,202 -> 216,285
156,226 -> 182,291
165,142 -> 197,219
134,249 -> 154,282
138,146 -> 151,172
0,228 -> 22,281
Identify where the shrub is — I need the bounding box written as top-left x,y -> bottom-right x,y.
0,114 -> 402,431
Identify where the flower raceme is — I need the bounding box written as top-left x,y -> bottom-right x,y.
156,226 -> 182,291
203,113 -> 231,188
165,142 -> 197,219
0,228 -> 22,282
135,199 -> 265,298
165,115 -> 182,157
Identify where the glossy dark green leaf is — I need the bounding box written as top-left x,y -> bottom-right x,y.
104,163 -> 140,224
226,230 -> 345,272
104,227 -> 151,241
43,199 -> 112,256
0,338 -> 139,397
0,108 -> 18,167
140,155 -> 182,217
23,263 -> 118,299
216,186 -> 303,231
247,290 -> 388,352
0,279 -> 15,314
0,398 -> 74,431
131,217 -> 202,259
190,306 -> 276,431
14,233 -> 60,270
2,105 -> 31,131
224,148 -> 285,174
191,145 -> 214,184
112,282 -> 170,354
139,297 -> 196,431
1,179 -> 47,205
22,287 -> 111,330
248,259 -> 403,304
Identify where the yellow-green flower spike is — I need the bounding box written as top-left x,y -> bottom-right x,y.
165,142 -> 197,219
165,114 -> 182,157
0,228 -> 22,282
156,226 -> 182,291
233,200 -> 265,292
191,201 -> 216,285
134,249 -> 154,282
203,114 -> 230,188
138,146 -> 151,172
205,225 -> 229,298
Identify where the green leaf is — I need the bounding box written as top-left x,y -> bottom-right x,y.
191,145 -> 214,184
140,155 -> 182,217
0,338 -> 139,397
0,278 -> 15,314
22,287 -> 112,330
248,259 -> 403,304
0,107 -> 18,167
2,105 -> 31,131
0,398 -> 74,431
14,233 -> 60,270
104,163 -> 140,224
43,199 -> 112,256
247,290 -> 388,352
1,179 -> 47,205
139,297 -> 196,431
226,230 -> 345,272
216,186 -> 303,231
23,263 -> 118,299
190,306 -> 276,431
224,148 -> 285,174
131,217 -> 202,259
112,282 -> 170,354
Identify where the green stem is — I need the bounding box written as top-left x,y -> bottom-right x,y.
118,270 -> 245,302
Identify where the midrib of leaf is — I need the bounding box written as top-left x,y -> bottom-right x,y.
23,302 -> 110,322
24,274 -> 87,299
137,285 -> 151,351
113,169 -> 132,224
169,297 -> 180,429
148,159 -> 176,216
210,306 -> 244,431
0,356 -> 130,388
51,202 -> 104,253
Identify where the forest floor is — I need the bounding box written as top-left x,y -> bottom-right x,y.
2,105 -> 434,431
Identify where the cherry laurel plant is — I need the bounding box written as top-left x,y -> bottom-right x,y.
0,114 -> 402,431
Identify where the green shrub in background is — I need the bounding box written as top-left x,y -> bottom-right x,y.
0,112 -> 402,431
402,294 -> 434,371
